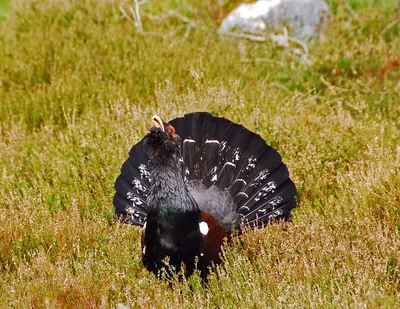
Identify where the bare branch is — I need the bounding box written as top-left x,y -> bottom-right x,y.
133,0 -> 143,33
345,0 -> 359,21
119,6 -> 136,27
320,75 -> 348,93
142,11 -> 176,22
288,36 -> 309,60
241,58 -> 283,65
120,3 -> 164,37
269,27 -> 309,62
379,18 -> 400,37
121,0 -> 310,62
128,7 -> 140,32
183,25 -> 191,41
222,31 -> 267,42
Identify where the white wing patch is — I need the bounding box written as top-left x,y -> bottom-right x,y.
199,221 -> 209,236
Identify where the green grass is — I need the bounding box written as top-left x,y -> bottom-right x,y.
0,0 -> 400,307
0,0 -> 10,20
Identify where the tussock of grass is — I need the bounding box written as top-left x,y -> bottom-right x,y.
0,0 -> 399,307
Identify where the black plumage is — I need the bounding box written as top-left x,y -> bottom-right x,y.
113,112 -> 296,279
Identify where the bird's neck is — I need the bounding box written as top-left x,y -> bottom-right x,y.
147,156 -> 199,214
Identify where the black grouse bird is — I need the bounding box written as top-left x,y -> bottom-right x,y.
113,112 -> 296,279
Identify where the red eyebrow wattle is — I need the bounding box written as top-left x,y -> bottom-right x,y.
168,125 -> 175,136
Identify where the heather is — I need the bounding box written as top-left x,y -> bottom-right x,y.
0,0 -> 399,307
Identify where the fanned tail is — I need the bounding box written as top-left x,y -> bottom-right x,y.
113,112 -> 296,230
169,112 -> 296,230
113,139 -> 151,226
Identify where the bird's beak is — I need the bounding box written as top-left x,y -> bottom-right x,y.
152,115 -> 164,132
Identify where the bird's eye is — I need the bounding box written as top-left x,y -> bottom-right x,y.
168,125 -> 176,136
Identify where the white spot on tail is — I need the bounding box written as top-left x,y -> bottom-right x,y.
254,181 -> 277,201
142,246 -> 146,254
240,192 -> 249,199
199,222 -> 209,235
238,205 -> 250,212
246,157 -> 258,171
126,206 -> 135,214
225,162 -> 236,167
210,166 -> 218,182
220,141 -> 228,151
236,179 -> 247,186
268,196 -> 283,207
125,207 -> 145,223
200,253 -> 204,257
232,148 -> 241,162
250,169 -> 270,188
127,192 -> 143,205
268,209 -> 284,220
205,139 -> 220,144
138,164 -> 151,180
132,178 -> 147,194
183,139 -> 195,143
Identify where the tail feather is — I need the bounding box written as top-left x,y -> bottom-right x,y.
120,159 -> 151,192
215,162 -> 236,190
113,139 -> 151,227
170,112 -> 296,229
128,140 -> 151,173
114,112 -> 297,230
113,192 -> 147,225
228,179 -> 246,196
246,189 -> 297,227
239,179 -> 296,226
199,139 -> 220,187
242,163 -> 289,209
182,138 -> 197,178
114,175 -> 148,210
179,112 -> 219,180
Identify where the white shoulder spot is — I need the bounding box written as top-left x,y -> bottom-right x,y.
199,221 -> 209,236
142,246 -> 146,255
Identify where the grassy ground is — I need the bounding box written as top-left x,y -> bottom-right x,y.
0,0 -> 10,20
0,0 -> 399,307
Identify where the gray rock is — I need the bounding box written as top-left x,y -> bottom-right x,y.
219,0 -> 329,39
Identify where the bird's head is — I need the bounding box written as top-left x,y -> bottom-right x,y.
144,115 -> 181,163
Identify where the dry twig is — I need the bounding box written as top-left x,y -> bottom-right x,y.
120,1 -> 310,62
